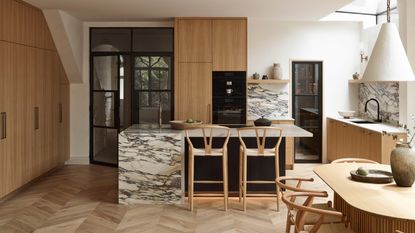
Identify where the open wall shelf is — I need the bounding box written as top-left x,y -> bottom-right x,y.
247,79 -> 290,84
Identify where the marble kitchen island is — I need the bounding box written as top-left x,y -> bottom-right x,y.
119,124 -> 312,204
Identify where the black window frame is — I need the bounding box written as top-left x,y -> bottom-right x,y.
89,27 -> 174,167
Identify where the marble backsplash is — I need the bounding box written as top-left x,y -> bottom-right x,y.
247,84 -> 289,120
358,82 -> 399,124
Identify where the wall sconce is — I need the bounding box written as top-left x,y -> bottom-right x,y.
360,52 -> 368,63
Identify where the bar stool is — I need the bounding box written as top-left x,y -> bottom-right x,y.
185,125 -> 231,211
237,126 -> 283,212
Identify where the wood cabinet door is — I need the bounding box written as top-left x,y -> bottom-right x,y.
176,63 -> 212,123
177,19 -> 212,63
59,62 -> 70,164
327,119 -> 335,161
212,19 -> 247,71
0,42 -> 7,197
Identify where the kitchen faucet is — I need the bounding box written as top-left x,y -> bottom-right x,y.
364,98 -> 381,122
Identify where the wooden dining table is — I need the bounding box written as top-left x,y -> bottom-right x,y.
314,163 -> 415,233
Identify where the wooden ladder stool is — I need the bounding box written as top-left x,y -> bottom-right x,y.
237,126 -> 283,212
185,125 -> 231,211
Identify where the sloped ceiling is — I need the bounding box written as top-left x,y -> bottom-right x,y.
23,0 -> 352,21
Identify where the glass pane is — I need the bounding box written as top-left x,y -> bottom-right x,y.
119,55 -> 131,131
93,128 -> 118,164
136,56 -> 149,68
151,56 -> 169,68
139,92 -> 149,107
93,56 -> 118,90
93,92 -> 115,127
132,28 -> 173,52
150,92 -> 160,107
135,69 -> 149,90
159,70 -> 170,90
151,70 -> 160,90
91,28 -> 131,52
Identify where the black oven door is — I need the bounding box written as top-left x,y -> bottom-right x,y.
212,97 -> 246,124
212,71 -> 246,98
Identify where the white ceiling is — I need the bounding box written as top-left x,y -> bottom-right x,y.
23,0 -> 353,22
339,0 -> 397,14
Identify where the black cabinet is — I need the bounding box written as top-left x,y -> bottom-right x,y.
184,137 -> 285,195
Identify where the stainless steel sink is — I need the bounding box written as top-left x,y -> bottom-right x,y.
350,120 -> 377,124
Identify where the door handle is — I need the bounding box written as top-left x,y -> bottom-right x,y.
59,103 -> 63,123
34,107 -> 39,130
0,112 -> 6,139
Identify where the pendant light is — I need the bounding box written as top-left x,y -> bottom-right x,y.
361,0 -> 414,82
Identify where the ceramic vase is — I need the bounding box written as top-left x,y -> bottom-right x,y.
390,143 -> 415,187
272,63 -> 283,80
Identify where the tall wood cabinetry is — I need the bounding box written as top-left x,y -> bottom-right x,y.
174,18 -> 247,122
0,0 -> 70,199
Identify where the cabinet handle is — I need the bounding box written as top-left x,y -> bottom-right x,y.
208,104 -> 211,124
59,103 -> 63,123
342,123 -> 347,127
34,107 -> 39,130
0,112 -> 6,139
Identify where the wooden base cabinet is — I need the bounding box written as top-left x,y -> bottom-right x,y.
0,0 -> 69,199
327,118 -> 405,164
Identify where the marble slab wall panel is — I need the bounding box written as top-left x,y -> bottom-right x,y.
119,131 -> 183,204
358,82 -> 399,124
247,84 -> 289,120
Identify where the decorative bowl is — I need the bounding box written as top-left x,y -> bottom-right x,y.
350,169 -> 393,184
169,120 -> 203,130
338,111 -> 356,119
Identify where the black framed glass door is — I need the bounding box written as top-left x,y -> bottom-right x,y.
292,61 -> 323,163
91,54 -> 130,166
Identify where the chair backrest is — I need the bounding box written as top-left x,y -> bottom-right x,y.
331,158 -> 378,164
281,192 -> 345,233
184,125 -> 231,154
276,176 -> 326,208
237,126 -> 283,155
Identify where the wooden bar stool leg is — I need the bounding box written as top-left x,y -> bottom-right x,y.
243,153 -> 247,211
238,147 -> 242,203
274,153 -> 280,212
189,152 -> 194,211
223,150 -> 228,211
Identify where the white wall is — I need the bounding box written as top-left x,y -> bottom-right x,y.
398,0 -> 415,130
43,10 -> 83,83
67,21 -> 173,164
248,20 -> 361,162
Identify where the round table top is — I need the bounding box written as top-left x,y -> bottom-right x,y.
314,163 -> 415,220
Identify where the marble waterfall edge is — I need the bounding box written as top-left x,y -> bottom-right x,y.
248,84 -> 289,120
119,130 -> 184,204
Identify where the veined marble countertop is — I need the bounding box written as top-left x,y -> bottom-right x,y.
122,124 -> 313,138
328,116 -> 406,134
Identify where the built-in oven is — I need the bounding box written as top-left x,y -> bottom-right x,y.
212,71 -> 246,125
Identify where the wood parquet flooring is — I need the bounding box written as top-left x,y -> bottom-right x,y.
0,164 -> 332,233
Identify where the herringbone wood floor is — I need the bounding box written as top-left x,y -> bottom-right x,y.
0,164 -> 332,233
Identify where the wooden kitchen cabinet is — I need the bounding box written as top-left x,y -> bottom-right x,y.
212,19 -> 247,71
175,63 -> 212,123
177,19 -> 212,62
327,118 -> 406,164
0,0 -> 69,199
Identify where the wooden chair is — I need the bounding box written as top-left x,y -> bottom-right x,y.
331,158 -> 378,164
276,177 -> 344,233
281,192 -> 354,233
185,125 -> 231,211
237,126 -> 283,211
